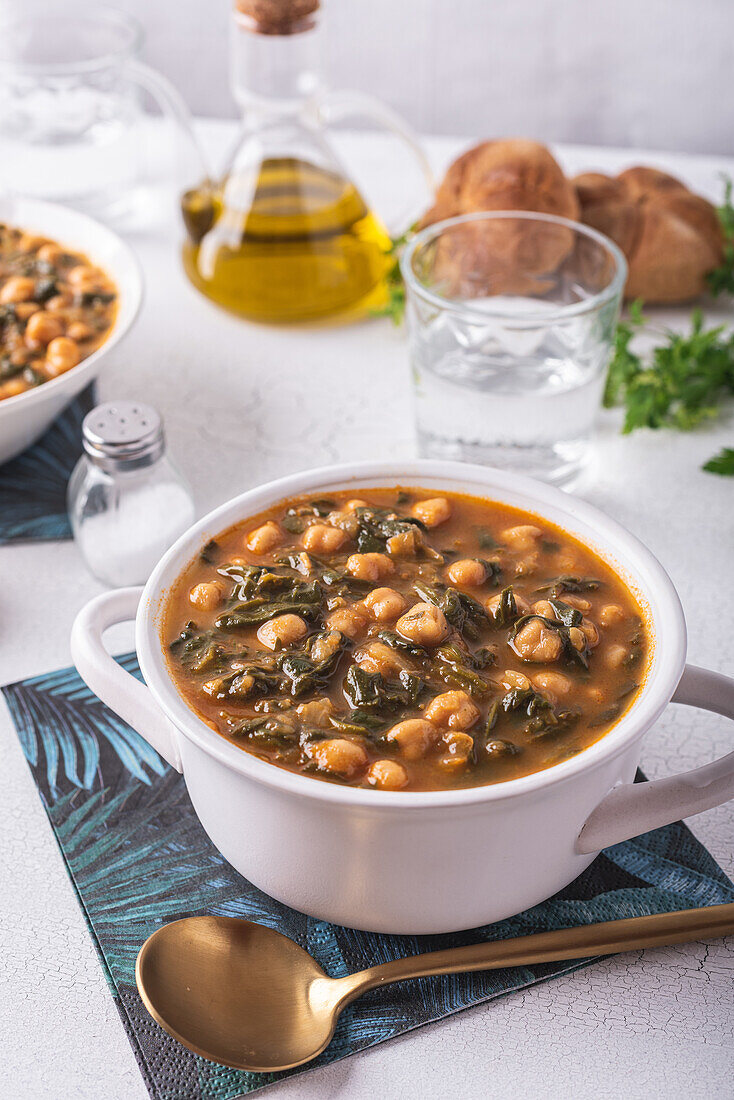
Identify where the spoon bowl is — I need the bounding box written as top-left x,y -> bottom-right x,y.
136,916 -> 338,1071
137,903 -> 734,1072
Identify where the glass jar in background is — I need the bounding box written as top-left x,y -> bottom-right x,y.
68,401 -> 195,587
0,4 -> 202,228
400,212 -> 627,488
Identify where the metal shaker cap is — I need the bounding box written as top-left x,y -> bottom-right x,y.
82,401 -> 164,468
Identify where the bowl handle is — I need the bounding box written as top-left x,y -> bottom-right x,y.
577,664 -> 734,854
71,587 -> 182,773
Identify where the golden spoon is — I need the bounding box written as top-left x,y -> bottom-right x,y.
136,903 -> 734,1073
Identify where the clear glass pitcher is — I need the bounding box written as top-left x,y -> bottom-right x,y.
0,3 -> 202,228
181,0 -> 433,323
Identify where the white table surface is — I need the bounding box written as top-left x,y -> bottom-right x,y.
1,122 -> 733,1100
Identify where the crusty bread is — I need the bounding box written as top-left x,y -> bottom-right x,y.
574,167 -> 724,303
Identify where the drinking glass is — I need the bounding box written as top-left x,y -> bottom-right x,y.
0,3 -> 199,226
401,211 -> 627,487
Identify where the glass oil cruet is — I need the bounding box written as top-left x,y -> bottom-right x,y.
180,0 -> 432,323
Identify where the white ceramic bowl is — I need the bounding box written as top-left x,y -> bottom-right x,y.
0,197 -> 143,464
71,461 -> 734,934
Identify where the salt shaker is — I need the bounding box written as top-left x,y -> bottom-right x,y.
68,401 -> 196,587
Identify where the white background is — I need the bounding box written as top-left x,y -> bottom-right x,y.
4,0 -> 733,154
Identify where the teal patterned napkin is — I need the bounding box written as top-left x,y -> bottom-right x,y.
0,385 -> 93,544
3,655 -> 733,1099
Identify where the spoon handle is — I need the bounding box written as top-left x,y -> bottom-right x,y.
337,902 -> 734,1001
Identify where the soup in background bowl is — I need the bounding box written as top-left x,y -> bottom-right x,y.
163,487 -> 650,792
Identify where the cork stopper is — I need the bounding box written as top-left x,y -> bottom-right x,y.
235,0 -> 320,34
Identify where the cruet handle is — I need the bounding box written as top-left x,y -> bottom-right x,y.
125,59 -> 211,192
317,89 -> 434,234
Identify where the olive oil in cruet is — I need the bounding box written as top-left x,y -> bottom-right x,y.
181,0 -> 429,324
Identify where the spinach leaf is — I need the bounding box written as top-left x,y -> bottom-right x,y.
216,580 -> 322,629
473,525 -> 500,551
279,629 -> 347,696
413,581 -> 489,641
199,539 -> 219,564
329,710 -> 388,736
432,642 -> 493,697
354,506 -> 425,554
169,622 -> 227,673
547,598 -> 583,628
377,630 -> 428,658
491,585 -> 520,626
536,576 -> 601,597
342,665 -> 427,713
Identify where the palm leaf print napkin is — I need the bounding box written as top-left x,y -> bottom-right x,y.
0,385 -> 94,544
3,654 -> 733,1099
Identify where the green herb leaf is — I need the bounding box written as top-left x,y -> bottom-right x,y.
703,446 -> 734,476
707,175 -> 734,297
604,306 -> 734,435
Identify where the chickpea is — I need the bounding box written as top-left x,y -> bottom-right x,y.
257,613 -> 308,651
345,498 -> 368,512
66,321 -> 93,342
38,242 -> 64,263
599,604 -> 625,626
486,590 -> 530,620
18,233 -> 46,252
568,627 -> 586,652
9,347 -> 29,367
307,738 -> 368,778
15,301 -> 40,321
309,630 -> 342,663
386,718 -> 439,761
446,558 -> 486,587
396,602 -> 450,647
501,524 -> 541,551
355,640 -> 408,678
45,336 -> 80,376
424,690 -> 480,730
325,509 -> 359,537
563,595 -> 592,613
366,759 -> 409,790
511,618 -> 563,662
386,528 -> 423,557
346,552 -> 395,582
246,521 -> 282,554
362,587 -> 407,622
189,581 -> 223,610
412,497 -> 451,528
46,292 -> 72,312
296,698 -> 334,728
532,599 -> 557,619
501,669 -> 531,691
67,264 -> 103,287
533,671 -> 571,696
0,276 -> 36,304
514,553 -> 539,577
24,310 -> 64,348
326,604 -> 368,640
437,731 -> 475,771
605,644 -> 629,669
301,523 -> 346,554
0,378 -> 29,399
581,620 -> 599,647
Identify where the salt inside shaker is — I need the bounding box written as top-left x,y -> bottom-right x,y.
68,401 -> 196,587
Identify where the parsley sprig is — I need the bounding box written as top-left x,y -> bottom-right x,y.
707,175 -> 734,297
604,303 -> 734,473
372,227 -> 414,325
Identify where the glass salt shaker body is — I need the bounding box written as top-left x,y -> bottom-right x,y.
68,401 -> 196,587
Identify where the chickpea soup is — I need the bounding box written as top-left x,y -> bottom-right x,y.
163,489 -> 650,792
0,224 -> 117,401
